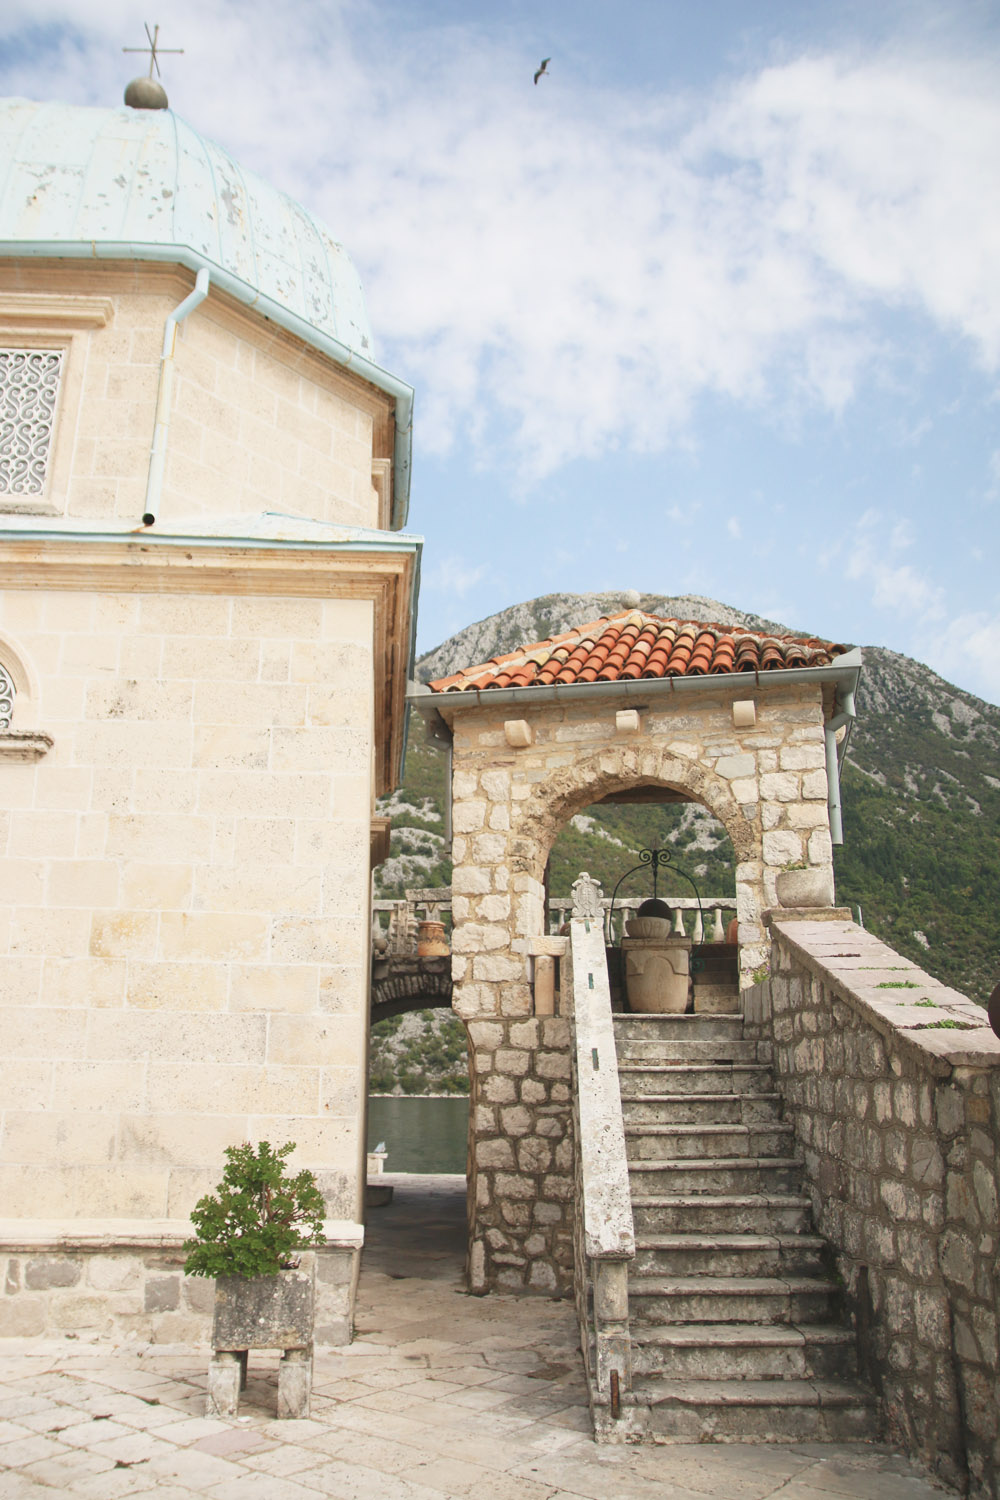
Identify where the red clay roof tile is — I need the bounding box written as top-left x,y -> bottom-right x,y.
427,611 -> 848,694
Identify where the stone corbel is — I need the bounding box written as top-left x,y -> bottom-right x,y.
0,731 -> 53,762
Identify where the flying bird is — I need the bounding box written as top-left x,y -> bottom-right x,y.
534,57 -> 550,85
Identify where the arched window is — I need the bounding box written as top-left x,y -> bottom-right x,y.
0,660 -> 14,731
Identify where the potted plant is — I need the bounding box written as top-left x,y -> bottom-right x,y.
184,1140 -> 326,1418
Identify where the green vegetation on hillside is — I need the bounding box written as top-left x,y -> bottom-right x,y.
371,596 -> 1000,1094
369,1009 -> 469,1095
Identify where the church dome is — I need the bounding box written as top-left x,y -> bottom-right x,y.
0,98 -> 374,358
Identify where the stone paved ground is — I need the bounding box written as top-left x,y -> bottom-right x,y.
0,1175 -> 956,1499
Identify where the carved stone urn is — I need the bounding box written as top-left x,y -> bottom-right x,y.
622,936 -> 690,1013
416,919 -> 449,956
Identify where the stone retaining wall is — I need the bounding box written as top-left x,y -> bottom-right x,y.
0,1231 -> 359,1346
745,915 -> 1000,1498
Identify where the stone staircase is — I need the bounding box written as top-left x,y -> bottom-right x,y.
610,999 -> 878,1442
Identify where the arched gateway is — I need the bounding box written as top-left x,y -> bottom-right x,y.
412,609 -> 861,1293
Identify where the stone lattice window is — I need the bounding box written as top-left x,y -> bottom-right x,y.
0,662 -> 14,731
0,349 -> 64,496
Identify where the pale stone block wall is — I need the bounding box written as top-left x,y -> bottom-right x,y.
443,684 -> 834,1292
0,266 -> 389,528
0,588 -> 375,1231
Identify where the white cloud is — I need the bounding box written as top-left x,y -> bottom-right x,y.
2,4 -> 999,484
923,609 -> 1000,704
726,516 -> 742,540
423,553 -> 487,601
846,512 -> 946,619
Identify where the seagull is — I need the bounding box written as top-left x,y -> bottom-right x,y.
373,1141 -> 386,1154
534,57 -> 550,85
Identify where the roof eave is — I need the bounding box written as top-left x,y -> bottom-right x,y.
412,648 -> 863,722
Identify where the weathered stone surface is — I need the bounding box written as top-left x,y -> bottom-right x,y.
746,920 -> 1000,1496
25,1256 -> 83,1290
212,1256 -> 315,1351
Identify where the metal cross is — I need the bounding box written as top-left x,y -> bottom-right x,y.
122,23 -> 183,79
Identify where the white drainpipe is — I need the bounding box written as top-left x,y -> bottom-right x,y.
142,267 -> 210,524
824,685 -> 856,846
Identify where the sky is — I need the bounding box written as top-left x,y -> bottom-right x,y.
2,0 -> 1000,702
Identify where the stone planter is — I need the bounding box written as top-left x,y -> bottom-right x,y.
775,867 -> 835,909
622,937 -> 690,1013
207,1254 -> 315,1418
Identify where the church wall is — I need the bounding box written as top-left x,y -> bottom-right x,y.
0,585 -> 375,1322
0,265 -> 390,529
443,684 -> 834,1293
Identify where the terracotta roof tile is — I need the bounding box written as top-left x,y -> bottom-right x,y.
427,611 -> 849,695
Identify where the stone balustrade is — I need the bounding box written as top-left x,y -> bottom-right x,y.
744,913 -> 1000,1498
373,888 -> 736,957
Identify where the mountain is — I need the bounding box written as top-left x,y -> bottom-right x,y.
374,591 -> 999,1095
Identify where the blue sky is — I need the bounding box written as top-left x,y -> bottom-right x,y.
3,1 -> 999,701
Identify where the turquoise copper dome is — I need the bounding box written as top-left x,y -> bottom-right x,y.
0,98 -> 374,358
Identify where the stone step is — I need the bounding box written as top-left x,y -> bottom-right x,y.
625,1122 -> 795,1161
602,1378 -> 877,1443
691,986 -> 741,1015
621,1092 -> 782,1125
631,1194 -> 813,1235
617,1064 -> 774,1097
615,1037 -> 763,1064
613,1014 -> 743,1042
627,1274 -> 843,1326
632,1232 -> 828,1279
628,1157 -> 804,1196
629,1323 -> 859,1381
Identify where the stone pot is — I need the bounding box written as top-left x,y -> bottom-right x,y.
775,867 -> 835,909
623,939 -> 690,1013
416,919 -> 449,957
625,916 -> 672,940
208,1254 -> 315,1419
212,1255 -> 315,1353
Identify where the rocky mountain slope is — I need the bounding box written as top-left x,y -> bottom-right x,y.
374,590 -> 999,1094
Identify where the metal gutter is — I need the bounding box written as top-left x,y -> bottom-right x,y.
0,523 -> 423,555
409,649 -> 863,714
0,238 -> 414,530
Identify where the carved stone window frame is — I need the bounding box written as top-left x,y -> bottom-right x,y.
0,295 -> 113,517
0,627 -> 52,761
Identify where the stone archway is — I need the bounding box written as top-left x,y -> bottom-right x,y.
513,744 -> 758,968
439,681 -> 833,1292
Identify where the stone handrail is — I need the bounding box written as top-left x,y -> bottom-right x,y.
565,915 -> 634,1417
745,913 -> 1000,1499
373,889 -> 737,956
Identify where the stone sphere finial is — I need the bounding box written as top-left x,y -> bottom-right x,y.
622,588 -> 641,608
124,76 -> 169,109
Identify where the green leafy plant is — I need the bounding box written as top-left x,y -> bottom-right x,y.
915,998 -> 939,1007
183,1141 -> 326,1280
922,1019 -> 972,1030
877,980 -> 920,989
